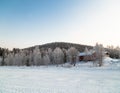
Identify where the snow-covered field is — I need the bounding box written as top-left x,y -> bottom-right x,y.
0,57 -> 120,93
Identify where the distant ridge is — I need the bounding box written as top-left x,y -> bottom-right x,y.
24,42 -> 93,52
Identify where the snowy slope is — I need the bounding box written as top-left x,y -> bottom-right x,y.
103,57 -> 120,68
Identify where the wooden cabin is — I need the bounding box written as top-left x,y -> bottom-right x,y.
79,52 -> 96,61
79,51 -> 109,61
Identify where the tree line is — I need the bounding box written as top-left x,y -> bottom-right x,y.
0,42 -> 120,67
106,45 -> 120,58
0,46 -> 79,66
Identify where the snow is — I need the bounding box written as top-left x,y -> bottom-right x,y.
103,57 -> 120,68
79,52 -> 92,56
0,57 -> 120,93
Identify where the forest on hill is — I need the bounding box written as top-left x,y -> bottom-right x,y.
25,42 -> 93,52
24,42 -> 120,59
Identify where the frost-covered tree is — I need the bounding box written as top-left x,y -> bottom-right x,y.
53,47 -> 64,65
40,48 -> 48,65
0,57 -> 2,65
43,54 -> 50,65
47,48 -> 54,64
12,50 -> 29,66
33,46 -> 41,65
1,49 -> 7,66
5,53 -> 14,66
62,48 -> 67,63
19,50 -> 26,66
83,47 -> 90,61
13,53 -> 19,66
115,46 -> 120,59
29,51 -> 34,66
119,49 -> 120,59
4,50 -> 25,66
67,47 -> 78,66
106,45 -> 120,58
84,47 -> 89,54
94,43 -> 104,67
24,51 -> 30,66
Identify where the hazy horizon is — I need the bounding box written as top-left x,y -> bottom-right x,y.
0,0 -> 120,50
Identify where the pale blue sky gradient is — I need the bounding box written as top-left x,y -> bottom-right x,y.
0,0 -> 120,49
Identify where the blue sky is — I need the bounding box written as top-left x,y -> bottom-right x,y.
0,0 -> 120,49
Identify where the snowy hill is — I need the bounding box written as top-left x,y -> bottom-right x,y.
25,42 -> 93,52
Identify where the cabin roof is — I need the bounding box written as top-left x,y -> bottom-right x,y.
79,52 -> 92,56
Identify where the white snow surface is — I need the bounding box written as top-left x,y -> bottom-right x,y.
0,57 -> 120,93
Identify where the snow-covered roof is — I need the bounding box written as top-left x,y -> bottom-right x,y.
79,52 -> 92,56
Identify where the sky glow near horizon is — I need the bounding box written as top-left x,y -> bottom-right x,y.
0,0 -> 120,50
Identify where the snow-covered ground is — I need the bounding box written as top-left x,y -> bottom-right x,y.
0,57 -> 120,93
